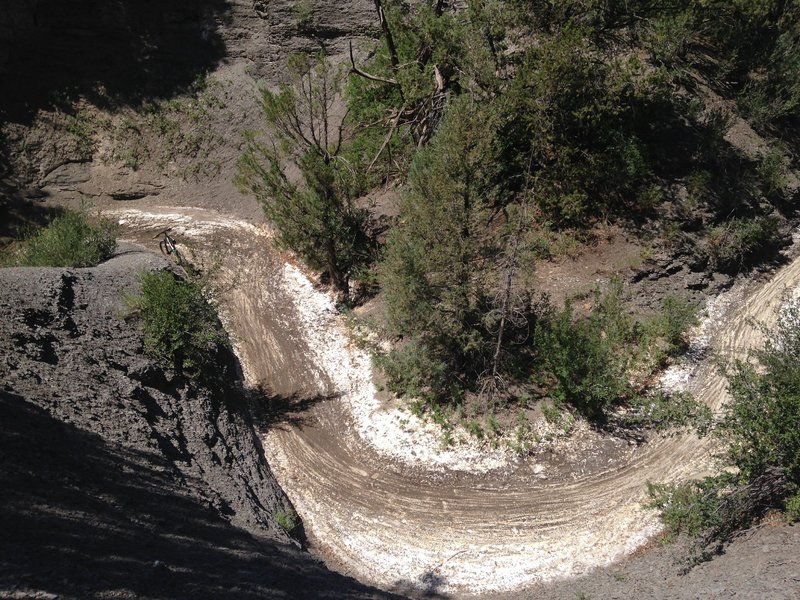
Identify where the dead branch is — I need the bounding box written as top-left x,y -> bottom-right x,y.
373,0 -> 400,69
367,104 -> 406,172
349,41 -> 399,86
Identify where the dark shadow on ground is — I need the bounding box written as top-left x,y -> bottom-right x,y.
0,390 -> 400,600
247,387 -> 342,432
0,0 -> 231,125
390,570 -> 451,599
0,181 -> 61,247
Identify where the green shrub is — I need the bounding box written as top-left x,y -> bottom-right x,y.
642,12 -> 692,68
756,146 -> 790,198
235,54 -> 372,296
273,507 -> 299,534
707,216 -> 781,272
375,339 -> 449,403
534,283 -> 637,420
135,270 -> 230,383
293,0 -> 314,30
657,294 -> 699,354
785,490 -> 800,522
529,281 -> 706,423
650,298 -> 800,543
631,390 -> 712,433
722,300 -> 800,486
466,420 -> 484,439
7,208 -> 117,268
541,402 -> 562,425
646,478 -> 725,538
535,300 -> 629,420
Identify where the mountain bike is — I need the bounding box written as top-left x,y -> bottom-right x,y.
154,227 -> 183,263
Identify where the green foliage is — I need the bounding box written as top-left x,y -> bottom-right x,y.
237,141 -> 370,291
487,414 -> 501,436
466,420 -> 484,439
540,402 -> 562,425
722,301 -> 800,486
646,478 -> 725,538
732,9 -> 800,134
534,282 -> 702,421
347,0 -> 796,229
5,208 -> 117,268
646,0 -> 800,141
345,0 -> 504,180
273,507 -> 299,534
535,297 -> 630,420
236,54 -> 372,295
656,294 -> 699,353
785,490 -> 800,522
355,0 -> 793,418
503,25 -> 663,223
135,270 -> 230,383
650,299 -> 800,542
756,146 -> 790,198
630,390 -> 712,433
62,108 -> 106,155
293,0 -> 314,30
375,339 -> 451,403
707,216 -> 780,272
379,96 -> 515,403
641,11 -> 693,68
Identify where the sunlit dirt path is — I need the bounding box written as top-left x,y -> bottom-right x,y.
107,206 -> 800,597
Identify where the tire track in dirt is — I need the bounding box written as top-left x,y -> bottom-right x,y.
106,206 -> 800,597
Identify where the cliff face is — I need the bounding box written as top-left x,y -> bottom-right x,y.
0,0 -> 377,232
0,0 -> 227,122
0,0 -> 374,124
0,246 -> 397,599
0,246 -> 294,535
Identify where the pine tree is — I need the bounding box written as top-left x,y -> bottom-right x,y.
381,96 -> 507,400
236,53 -> 369,296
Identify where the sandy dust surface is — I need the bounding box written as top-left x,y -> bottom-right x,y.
105,206 -> 800,597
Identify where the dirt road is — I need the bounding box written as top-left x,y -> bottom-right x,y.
107,206 -> 800,597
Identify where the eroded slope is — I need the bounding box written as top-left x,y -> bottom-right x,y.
0,247 -> 398,600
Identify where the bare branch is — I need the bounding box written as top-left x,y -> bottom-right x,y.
332,106 -> 350,157
367,104 -> 405,172
322,64 -> 330,153
349,41 -> 399,86
373,0 -> 400,69
301,74 -> 321,153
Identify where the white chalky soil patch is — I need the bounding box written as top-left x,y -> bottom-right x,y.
106,207 -> 800,596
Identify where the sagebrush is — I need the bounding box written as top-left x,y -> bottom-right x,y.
5,208 -> 117,268
134,270 -> 231,385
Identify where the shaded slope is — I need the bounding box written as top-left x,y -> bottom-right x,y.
0,0 -> 229,124
0,247 -> 399,600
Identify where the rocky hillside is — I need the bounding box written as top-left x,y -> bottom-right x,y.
0,0 -> 376,234
0,246 -> 397,599
2,1 -> 800,598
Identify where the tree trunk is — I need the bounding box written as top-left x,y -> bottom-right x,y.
373,0 -> 399,69
325,239 -> 348,298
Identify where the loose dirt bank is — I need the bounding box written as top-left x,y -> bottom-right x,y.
0,245 -> 399,600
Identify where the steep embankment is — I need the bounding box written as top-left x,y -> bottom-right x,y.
2,1 -> 799,598
108,207 -> 800,598
0,247 -> 399,600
